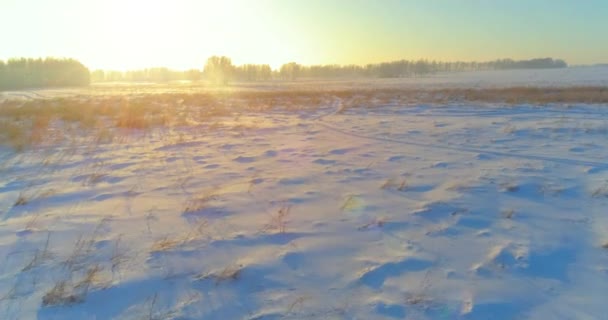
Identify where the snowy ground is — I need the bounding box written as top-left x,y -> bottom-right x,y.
1,91 -> 608,319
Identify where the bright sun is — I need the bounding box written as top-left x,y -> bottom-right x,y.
90,0 -> 308,70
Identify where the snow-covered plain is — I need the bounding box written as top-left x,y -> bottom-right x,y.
2,66 -> 608,102
1,72 -> 608,319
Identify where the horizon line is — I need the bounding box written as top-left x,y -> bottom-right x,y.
0,55 -> 588,72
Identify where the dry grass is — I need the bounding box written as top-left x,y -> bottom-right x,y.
24,213 -> 40,231
74,265 -> 102,294
22,232 -> 52,271
183,194 -> 217,214
502,124 -> 517,134
0,86 -> 605,152
63,219 -> 109,271
457,86 -> 608,104
263,205 -> 291,234
380,178 -> 395,190
0,96 -> 179,151
110,235 -> 129,280
149,219 -> 210,253
84,173 -> 106,186
500,182 -> 520,193
41,265 -> 102,307
340,195 -> 361,211
286,295 -> 311,314
42,280 -> 82,306
13,188 -> 55,207
591,183 -> 608,198
150,236 -> 182,253
501,209 -> 515,219
213,265 -> 242,282
195,264 -> 243,285
0,121 -> 29,152
358,217 -> 386,231
14,192 -> 29,206
380,178 -> 407,191
397,180 -> 408,191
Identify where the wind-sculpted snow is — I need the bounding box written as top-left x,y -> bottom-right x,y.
0,100 -> 607,319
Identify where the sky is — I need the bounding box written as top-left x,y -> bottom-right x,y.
1,0 -> 606,70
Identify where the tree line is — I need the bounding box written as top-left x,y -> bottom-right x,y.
0,56 -> 568,90
0,58 -> 90,90
90,68 -> 203,83
280,57 -> 567,79
198,56 -> 568,83
90,59 -> 272,84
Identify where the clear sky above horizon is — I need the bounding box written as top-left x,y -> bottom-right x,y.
1,0 -> 606,70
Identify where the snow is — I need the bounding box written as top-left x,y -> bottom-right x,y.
277,66 -> 608,90
1,66 -> 608,103
1,91 -> 608,319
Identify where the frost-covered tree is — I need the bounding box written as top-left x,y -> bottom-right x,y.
279,62 -> 301,80
204,56 -> 234,85
0,57 -> 90,90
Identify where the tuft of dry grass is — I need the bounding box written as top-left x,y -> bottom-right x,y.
75,265 -> 102,293
195,264 -> 244,285
380,178 -> 407,191
358,217 -> 386,231
13,188 -> 56,208
501,209 -> 515,219
14,192 -> 29,206
397,180 -> 408,191
150,236 -> 182,253
24,213 -> 40,231
63,219 -> 109,271
214,265 -> 242,282
150,223 -> 210,255
22,232 -> 52,271
42,264 -> 102,307
340,195 -> 361,211
42,280 -> 82,306
1,121 -> 29,152
502,124 -> 517,134
115,107 -> 148,129
500,182 -> 520,193
591,183 -> 608,198
94,127 -> 114,144
84,173 -> 106,186
263,205 -> 291,234
183,194 -> 217,214
110,235 -> 129,280
404,293 -> 435,308
286,296 -> 311,314
380,178 -> 395,190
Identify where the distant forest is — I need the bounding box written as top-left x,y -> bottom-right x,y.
0,58 -> 89,90
92,57 -> 568,83
0,56 -> 567,90
277,57 -> 567,80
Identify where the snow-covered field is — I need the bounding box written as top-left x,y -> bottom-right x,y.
1,66 -> 608,102
1,79 -> 608,319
